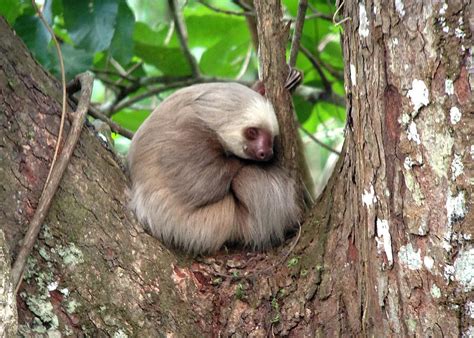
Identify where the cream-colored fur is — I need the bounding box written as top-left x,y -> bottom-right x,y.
128,83 -> 300,253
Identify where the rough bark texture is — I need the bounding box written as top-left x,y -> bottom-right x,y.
254,0 -> 308,208
0,18 -> 199,336
1,0 -> 473,336
0,230 -> 18,336
311,0 -> 473,336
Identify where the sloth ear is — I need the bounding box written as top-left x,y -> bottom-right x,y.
251,80 -> 266,97
250,66 -> 302,97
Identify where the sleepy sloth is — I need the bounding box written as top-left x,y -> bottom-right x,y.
128,82 -> 300,253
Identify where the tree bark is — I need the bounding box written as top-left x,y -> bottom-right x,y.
317,0 -> 473,335
0,17 -> 199,336
1,0 -> 473,336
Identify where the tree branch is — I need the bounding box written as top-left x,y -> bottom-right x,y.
306,3 -> 333,21
107,76 -> 253,114
299,124 -> 341,155
295,85 -> 345,107
168,0 -> 200,77
11,72 -> 94,291
300,44 -> 331,91
197,0 -> 255,16
288,0 -> 308,68
85,102 -> 134,139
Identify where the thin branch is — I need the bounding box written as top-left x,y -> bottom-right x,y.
97,70 -> 342,117
88,106 -> 134,139
115,61 -> 143,85
111,79 -> 199,113
32,1 -> 67,186
318,59 -> 344,81
168,0 -> 200,77
295,85 -> 345,107
95,75 -> 126,91
234,0 -> 254,12
299,44 -> 331,91
104,75 -> 192,115
235,44 -> 253,80
65,86 -> 135,140
289,0 -> 308,68
109,76 -> 253,114
305,12 -> 333,21
333,0 -> 350,26
92,68 -> 136,82
12,72 -> 94,292
197,0 -> 255,16
306,3 -> 333,21
109,58 -> 127,77
235,0 -> 258,50
140,75 -> 194,87
299,124 -> 341,155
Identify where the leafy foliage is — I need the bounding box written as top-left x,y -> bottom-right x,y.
1,0 -> 346,181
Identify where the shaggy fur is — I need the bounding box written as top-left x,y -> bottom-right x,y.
128,83 -> 300,253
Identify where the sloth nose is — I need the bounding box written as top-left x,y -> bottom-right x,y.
258,149 -> 273,161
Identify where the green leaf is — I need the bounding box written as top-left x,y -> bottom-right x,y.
46,44 -> 93,80
14,15 -> 51,66
134,43 -> 191,76
185,13 -> 247,49
60,44 -> 93,80
109,1 -> 135,64
0,0 -> 23,24
133,22 -> 169,47
200,39 -> 249,77
282,0 -> 298,16
111,109 -> 150,132
63,0 -> 119,53
51,0 -> 64,18
184,13 -> 249,76
320,41 -> 343,69
127,0 -> 169,26
294,95 -> 314,124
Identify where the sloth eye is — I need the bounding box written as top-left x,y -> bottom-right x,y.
244,127 -> 259,140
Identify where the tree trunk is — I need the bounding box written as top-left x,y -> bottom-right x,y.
1,0 -> 473,336
318,0 -> 473,335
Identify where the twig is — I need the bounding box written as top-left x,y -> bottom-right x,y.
234,0 -> 254,12
12,72 -> 94,292
306,2 -> 333,21
109,76 -> 253,114
168,0 -> 200,77
295,85 -> 345,107
111,79 -> 201,113
104,75 -> 194,115
333,0 -> 350,26
211,223 -> 303,280
289,0 -> 308,68
115,61 -> 143,85
305,12 -> 333,21
299,124 -> 341,155
197,0 -> 255,16
316,58 -> 344,81
164,21 -> 175,45
109,58 -> 127,77
66,81 -> 135,139
88,107 -> 134,139
92,68 -> 136,82
71,97 -> 135,140
31,1 -> 67,187
235,44 -> 253,80
299,45 -> 331,91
